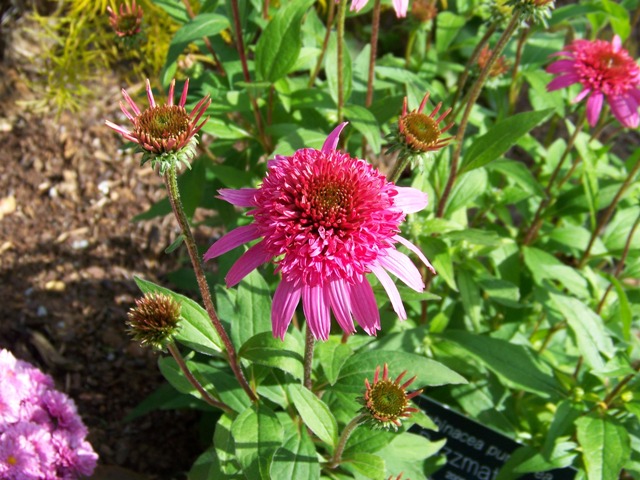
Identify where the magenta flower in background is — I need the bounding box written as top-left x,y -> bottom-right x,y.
546,35 -> 640,128
0,349 -> 97,479
205,123 -> 435,340
350,0 -> 409,18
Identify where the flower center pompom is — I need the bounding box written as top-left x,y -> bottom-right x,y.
367,380 -> 408,420
134,105 -> 190,152
400,112 -> 441,151
574,40 -> 640,96
253,149 -> 403,286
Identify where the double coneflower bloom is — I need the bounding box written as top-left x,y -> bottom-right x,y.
547,35 -> 640,128
205,123 -> 435,340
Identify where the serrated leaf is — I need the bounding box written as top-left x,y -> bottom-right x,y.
316,339 -> 354,384
239,332 -> 304,380
288,384 -> 338,446
439,331 -> 564,398
270,426 -> 320,479
231,270 -> 273,348
342,453 -> 385,480
576,415 -> 630,480
134,276 -> 223,355
231,405 -> 284,479
255,0 -> 314,82
460,109 -> 554,173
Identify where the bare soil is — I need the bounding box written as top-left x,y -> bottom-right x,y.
0,39 -> 202,480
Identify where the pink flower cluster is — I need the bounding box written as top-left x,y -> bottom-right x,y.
0,349 -> 97,480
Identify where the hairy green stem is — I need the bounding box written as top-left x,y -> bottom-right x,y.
336,0 -> 348,123
521,111 -> 586,246
596,213 -> 640,314
579,156 -> 640,267
327,414 -> 366,468
451,22 -> 497,114
303,327 -> 315,390
388,155 -> 411,183
229,0 -> 270,152
164,164 -> 258,402
309,0 -> 336,88
437,15 -> 520,218
168,342 -> 233,413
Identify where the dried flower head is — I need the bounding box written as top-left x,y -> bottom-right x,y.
411,0 -> 437,22
127,293 -> 181,350
547,35 -> 640,128
390,92 -> 454,160
106,78 -> 211,173
205,123 -> 435,341
361,364 -> 422,430
107,1 -> 144,38
477,45 -> 511,78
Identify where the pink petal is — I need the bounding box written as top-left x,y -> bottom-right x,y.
573,88 -> 591,103
302,285 -> 331,340
393,186 -> 428,214
226,241 -> 270,287
547,74 -> 580,92
370,263 -> 406,320
328,279 -> 355,334
586,92 -> 604,127
145,79 -> 156,108
105,120 -> 133,139
392,0 -> 408,17
167,79 -> 176,106
180,78 -> 190,108
608,93 -> 640,128
612,35 -> 622,53
218,188 -> 258,207
349,0 -> 368,12
349,279 -> 380,336
546,60 -> 576,74
204,224 -> 261,260
377,249 -> 425,292
121,88 -> 141,116
321,122 -> 348,153
272,279 -> 302,340
393,234 -> 436,275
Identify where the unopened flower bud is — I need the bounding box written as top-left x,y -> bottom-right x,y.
127,293 -> 181,350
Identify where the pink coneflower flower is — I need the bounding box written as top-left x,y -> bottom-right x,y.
204,123 -> 434,340
546,35 -> 640,128
106,79 -> 211,171
350,0 -> 409,18
107,1 -> 144,38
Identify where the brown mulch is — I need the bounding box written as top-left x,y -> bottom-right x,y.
0,38 -> 204,480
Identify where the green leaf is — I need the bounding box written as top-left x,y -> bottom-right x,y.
134,276 -> 223,355
488,160 -> 544,197
477,276 -> 522,309
255,0 -> 314,82
549,293 -> 614,371
231,404 -> 284,479
193,362 -> 252,413
603,274 -> 632,342
444,168 -> 488,216
342,452 -> 385,480
435,12 -> 465,53
188,448 -> 224,480
378,433 -> 445,479
158,356 -> 202,398
288,384 -> 338,446
315,339 -> 354,385
439,331 -> 564,398
522,247 -> 589,298
344,104 -> 381,154
576,415 -> 630,480
213,413 -> 242,476
231,270 -> 273,348
239,332 -> 304,380
270,425 -> 320,479
326,33 -> 352,106
460,109 -> 554,173
457,269 -> 483,331
334,350 -> 466,395
420,237 -> 457,291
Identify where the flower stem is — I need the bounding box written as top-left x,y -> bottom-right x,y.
168,342 -> 233,414
327,414 -> 366,468
451,22 -> 497,114
303,327 -> 315,390
361,0 -> 381,158
336,0 -> 348,123
164,164 -> 258,402
309,0 -> 336,88
596,212 -> 640,314
521,110 -> 586,246
579,155 -> 640,268
436,14 -> 520,218
388,155 -> 412,183
229,0 -> 271,152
